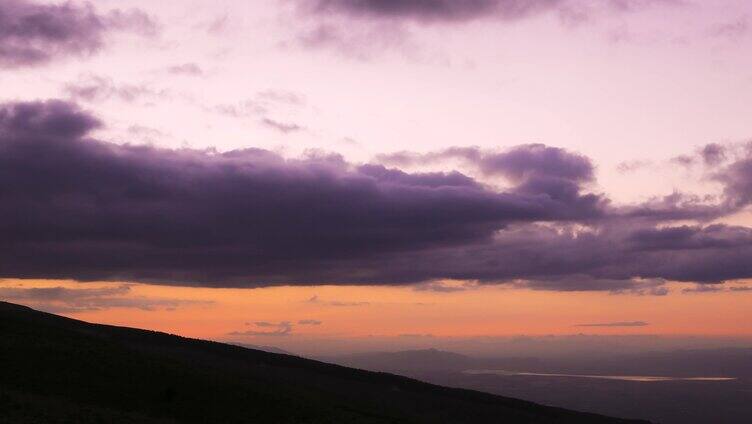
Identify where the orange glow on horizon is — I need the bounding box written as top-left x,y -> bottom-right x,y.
3,279 -> 751,346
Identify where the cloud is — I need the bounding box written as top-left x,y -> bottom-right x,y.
296,0 -> 564,24
709,17 -> 749,40
63,74 -> 166,103
575,321 -> 649,327
261,117 -> 304,133
714,153 -> 752,210
297,0 -> 682,24
729,286 -> 752,292
2,100 -> 752,290
0,283 -> 207,313
289,0 -> 686,59
231,321 -> 293,336
681,283 -> 752,293
289,1 -> 560,58
682,284 -> 724,294
166,63 -> 203,76
214,100 -> 267,118
377,144 -> 594,181
0,0 -> 157,68
214,90 -> 306,134
413,280 -> 480,293
671,154 -> 696,167
616,160 -> 652,173
378,146 -> 727,222
257,90 -> 306,105
669,143 -> 732,169
701,143 -> 728,166
288,0 -> 686,58
306,295 -> 370,306
229,319 -> 322,337
293,20 -> 410,60
206,14 -> 229,35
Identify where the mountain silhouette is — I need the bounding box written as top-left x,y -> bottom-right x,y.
0,301 -> 650,423
327,348 -> 544,373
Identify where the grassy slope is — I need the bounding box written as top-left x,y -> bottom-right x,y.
0,302 -> 650,424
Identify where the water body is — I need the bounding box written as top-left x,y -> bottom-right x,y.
463,369 -> 737,382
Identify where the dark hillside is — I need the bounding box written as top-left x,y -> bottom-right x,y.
0,302 -> 650,423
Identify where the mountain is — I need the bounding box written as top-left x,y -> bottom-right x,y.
230,342 -> 294,356
0,301 -> 650,423
327,348 -> 541,373
331,348 -> 475,372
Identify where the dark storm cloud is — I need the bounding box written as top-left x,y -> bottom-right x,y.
574,321 -> 649,327
2,100 -> 752,290
625,224 -> 752,251
0,0 -> 157,68
380,147 -> 733,222
618,192 -> 727,222
0,99 -> 101,138
376,145 -> 598,211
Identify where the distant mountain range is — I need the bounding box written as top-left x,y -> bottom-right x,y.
0,301 -> 649,423
325,346 -> 752,378
325,348 -> 544,373
323,347 -> 752,424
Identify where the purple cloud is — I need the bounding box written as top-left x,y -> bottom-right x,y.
301,0 -> 556,23
166,63 -> 203,76
261,117 -> 304,133
715,155 -> 752,210
701,143 -> 727,166
63,74 -> 166,103
0,0 -> 157,68
377,144 -> 593,181
2,100 -> 752,291
296,0 -> 682,24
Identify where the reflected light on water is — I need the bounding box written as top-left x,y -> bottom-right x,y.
463,370 -> 737,382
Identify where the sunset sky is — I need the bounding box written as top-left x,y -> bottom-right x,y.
1,0 -> 752,356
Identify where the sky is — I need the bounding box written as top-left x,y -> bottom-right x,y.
1,0 -> 752,356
